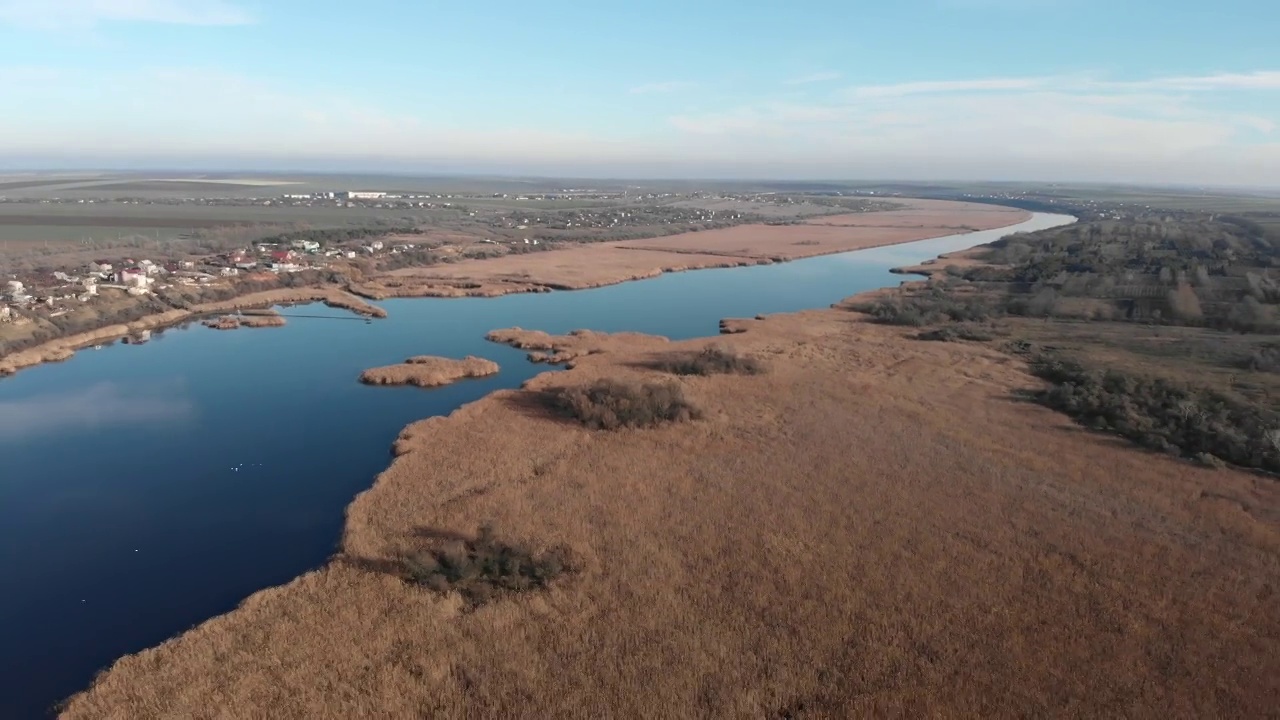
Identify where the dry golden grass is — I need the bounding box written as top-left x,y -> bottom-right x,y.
203,312 -> 286,330
359,355 -> 500,388
615,199 -> 1029,259
62,307 -> 1280,719
485,327 -> 671,365
361,246 -> 759,298
360,199 -> 1029,299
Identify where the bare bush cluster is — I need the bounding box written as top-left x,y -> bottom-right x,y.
401,525 -> 575,607
550,379 -> 700,430
916,324 -> 996,343
1030,356 -> 1280,473
856,289 -> 997,327
654,346 -> 767,376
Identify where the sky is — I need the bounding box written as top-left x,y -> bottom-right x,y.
0,0 -> 1277,184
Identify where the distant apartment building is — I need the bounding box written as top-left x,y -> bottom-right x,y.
341,191 -> 387,200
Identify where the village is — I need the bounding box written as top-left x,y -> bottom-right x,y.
0,232 -> 415,325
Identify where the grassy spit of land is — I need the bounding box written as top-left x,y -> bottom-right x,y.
359,356 -> 501,388
351,199 -> 1028,298
61,236 -> 1278,716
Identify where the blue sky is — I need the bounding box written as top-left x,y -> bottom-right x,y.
0,0 -> 1277,183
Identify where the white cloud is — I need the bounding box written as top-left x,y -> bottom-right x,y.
841,71 -> 1280,100
629,80 -> 696,95
847,77 -> 1049,98
0,65 -> 1276,185
1131,71 -> 1280,91
664,71 -> 1280,184
0,0 -> 253,30
785,71 -> 841,85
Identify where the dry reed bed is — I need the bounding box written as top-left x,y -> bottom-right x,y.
62,307 -> 1279,718
359,356 -> 500,388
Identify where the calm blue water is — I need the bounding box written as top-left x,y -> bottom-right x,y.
0,213 -> 1072,717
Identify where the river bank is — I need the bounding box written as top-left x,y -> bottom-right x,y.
0,287 -> 384,377
60,220 -> 1278,716
0,200 -> 1026,380
351,199 -> 1029,299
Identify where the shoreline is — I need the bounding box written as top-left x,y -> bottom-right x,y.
58,210 -> 1053,709
61,207 -> 1279,714
0,200 -> 1029,379
0,286 -> 384,378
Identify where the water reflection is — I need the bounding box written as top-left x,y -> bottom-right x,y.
0,381 -> 195,442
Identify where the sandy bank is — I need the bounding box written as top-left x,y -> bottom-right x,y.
0,287 -> 382,378
62,300 -> 1278,717
359,355 -> 500,388
354,198 -> 1029,299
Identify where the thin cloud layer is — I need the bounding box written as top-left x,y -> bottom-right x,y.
0,0 -> 253,29
629,81 -> 697,95
786,71 -> 842,85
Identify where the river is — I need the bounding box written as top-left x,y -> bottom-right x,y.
0,212 -> 1073,718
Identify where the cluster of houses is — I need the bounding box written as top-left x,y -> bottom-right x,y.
1,231 -> 429,323
211,237 -> 404,275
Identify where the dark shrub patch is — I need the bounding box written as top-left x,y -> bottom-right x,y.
655,346 -> 767,376
1240,345 -> 1280,373
402,525 -> 575,606
916,324 -> 996,343
551,379 -> 700,430
854,289 -> 998,326
1029,356 -> 1280,473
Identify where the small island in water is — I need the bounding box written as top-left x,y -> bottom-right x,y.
359,355 -> 500,388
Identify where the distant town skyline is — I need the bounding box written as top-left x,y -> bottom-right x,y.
0,0 -> 1277,185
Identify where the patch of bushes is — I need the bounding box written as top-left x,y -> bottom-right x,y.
655,346 -> 767,376
1241,345 -> 1280,373
916,324 -> 996,343
1029,356 -> 1280,473
857,289 -> 998,327
551,379 -> 700,430
402,525 -> 575,607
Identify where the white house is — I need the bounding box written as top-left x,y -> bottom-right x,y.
370,240 -> 385,251
119,269 -> 154,289
0,305 -> 11,322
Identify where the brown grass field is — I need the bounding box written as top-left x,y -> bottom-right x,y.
360,247 -> 762,297
360,199 -> 1030,298
61,306 -> 1279,718
614,199 -> 1028,258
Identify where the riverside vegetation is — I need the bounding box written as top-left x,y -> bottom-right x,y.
852,212 -> 1280,473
